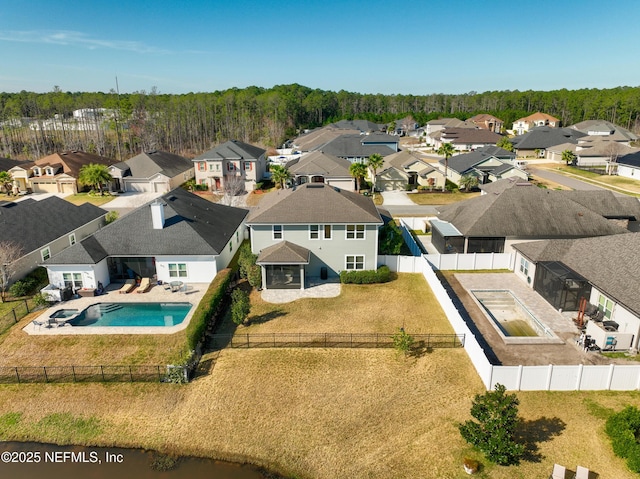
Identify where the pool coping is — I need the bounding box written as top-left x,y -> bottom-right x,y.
23,282 -> 209,335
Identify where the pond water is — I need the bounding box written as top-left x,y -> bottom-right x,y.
0,442 -> 270,479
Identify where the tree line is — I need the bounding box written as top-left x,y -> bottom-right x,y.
1,84 -> 639,161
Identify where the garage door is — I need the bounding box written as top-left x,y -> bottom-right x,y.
61,182 -> 76,194
126,181 -> 151,192
31,181 -> 58,193
379,180 -> 404,191
153,182 -> 169,193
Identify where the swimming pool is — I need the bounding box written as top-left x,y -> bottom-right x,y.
68,302 -> 192,327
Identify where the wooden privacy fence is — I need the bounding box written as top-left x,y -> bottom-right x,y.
0,365 -> 185,384
208,332 -> 465,350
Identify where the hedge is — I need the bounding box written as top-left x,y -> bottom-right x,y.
184,267 -> 234,351
605,405 -> 640,473
340,266 -> 391,284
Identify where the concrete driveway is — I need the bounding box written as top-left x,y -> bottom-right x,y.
101,192 -> 164,214
380,190 -> 414,205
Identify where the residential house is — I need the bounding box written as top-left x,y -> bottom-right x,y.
313,134 -> 397,163
432,128 -> 504,152
438,147 -> 526,186
572,138 -> 638,168
291,120 -> 383,152
430,183 -> 638,254
617,150 -> 640,180
510,127 -> 586,158
192,140 -> 266,192
424,118 -> 476,147
569,120 -> 638,146
468,114 -> 504,133
246,183 -> 383,289
513,234 -> 640,351
43,188 -> 248,290
9,151 -> 116,194
393,116 -> 420,136
0,157 -> 30,194
376,150 -> 445,191
109,150 -> 195,193
286,151 -> 355,191
512,112 -> 561,135
0,197 -> 106,284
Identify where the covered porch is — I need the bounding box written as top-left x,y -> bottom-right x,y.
257,241 -> 310,290
107,257 -> 157,282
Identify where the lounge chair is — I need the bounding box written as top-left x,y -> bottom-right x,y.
118,279 -> 136,294
550,464 -> 568,479
136,277 -> 151,293
574,466 -> 590,479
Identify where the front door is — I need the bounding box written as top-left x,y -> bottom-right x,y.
214,178 -> 221,190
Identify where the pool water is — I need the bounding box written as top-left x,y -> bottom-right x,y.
69,302 -> 192,327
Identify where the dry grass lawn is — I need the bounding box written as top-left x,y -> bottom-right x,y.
0,312 -> 188,366
64,193 -> 116,207
409,191 -> 481,205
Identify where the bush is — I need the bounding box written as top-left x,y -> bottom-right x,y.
340,266 -> 391,284
445,179 -> 458,192
605,406 -> 640,473
247,264 -> 262,289
379,221 -> 405,255
9,278 -> 36,297
105,211 -> 119,224
231,288 -> 251,326
238,242 -> 257,280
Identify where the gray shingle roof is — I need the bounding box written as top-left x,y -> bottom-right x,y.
618,150 -> 640,168
514,233 -> 640,316
256,241 -> 310,264
0,157 -> 29,171
436,187 -> 631,238
439,150 -> 515,176
562,190 -> 640,220
246,183 -> 383,225
330,119 -> 384,132
511,127 -> 586,149
123,150 -> 193,179
287,151 -> 352,177
315,134 -> 395,158
479,178 -> 533,194
0,197 -> 106,254
194,140 -> 266,162
46,188 -> 248,264
381,150 -> 429,173
570,120 -> 639,142
440,128 -> 504,144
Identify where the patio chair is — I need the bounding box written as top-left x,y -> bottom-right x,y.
136,277 -> 151,293
118,279 -> 136,294
574,465 -> 590,479
549,463 -> 568,479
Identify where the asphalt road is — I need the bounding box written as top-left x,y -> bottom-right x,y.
529,167 -> 607,191
383,205 -> 439,216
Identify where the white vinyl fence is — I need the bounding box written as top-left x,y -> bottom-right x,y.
394,254 -> 640,391
425,252 -> 515,270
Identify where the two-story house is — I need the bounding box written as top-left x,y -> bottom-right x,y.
246,183 -> 383,290
512,112 -> 561,135
193,140 -> 267,193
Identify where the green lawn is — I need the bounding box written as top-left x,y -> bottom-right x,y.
552,166 -> 640,195
64,193 -> 116,206
409,190 -> 481,205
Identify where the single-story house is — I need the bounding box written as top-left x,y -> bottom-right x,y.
9,151 -> 116,194
286,151 -> 355,191
572,137 -> 638,168
109,150 -> 195,193
569,120 -> 638,146
432,128 -> 504,152
376,150 -> 445,191
617,150 -> 640,180
430,183 -> 638,254
246,183 -> 383,289
438,147 -> 526,186
513,233 -> 640,351
510,127 -> 586,158
193,140 -> 266,193
43,188 -> 248,290
314,134 -> 397,163
0,197 -> 106,284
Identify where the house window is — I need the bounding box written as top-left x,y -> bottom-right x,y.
309,225 -> 320,240
198,162 -> 206,171
244,162 -> 252,171
324,225 -> 332,239
33,167 -> 41,176
69,233 -> 76,246
63,273 -> 83,289
598,294 -> 614,319
273,225 -> 283,240
519,257 -> 529,276
236,231 -> 239,243
209,162 -> 220,172
199,179 -> 207,186
41,247 -> 51,261
346,224 -> 365,239
345,255 -> 365,270
229,242 -> 233,253
227,162 -> 236,171
168,263 -> 187,278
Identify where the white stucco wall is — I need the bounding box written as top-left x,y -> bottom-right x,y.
155,256 -> 218,283
618,164 -> 639,180
513,251 -> 536,288
215,222 -> 246,272
589,287 -> 640,350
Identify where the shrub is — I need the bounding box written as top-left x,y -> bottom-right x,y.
231,288 -> 250,325
379,221 -> 405,255
247,264 -> 262,289
9,278 -> 36,297
391,328 -> 414,357
605,406 -> 640,473
238,242 -> 257,279
340,266 -> 391,284
105,211 -> 119,224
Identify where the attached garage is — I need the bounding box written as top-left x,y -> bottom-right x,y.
126,181 -> 152,192
153,182 -> 170,193
60,182 -> 76,194
31,181 -> 58,193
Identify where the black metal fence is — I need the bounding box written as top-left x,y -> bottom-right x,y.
0,299 -> 37,335
208,332 -> 465,350
0,365 -> 184,384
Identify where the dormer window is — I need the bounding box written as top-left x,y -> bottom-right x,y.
45,167 -> 54,175
33,167 -> 41,176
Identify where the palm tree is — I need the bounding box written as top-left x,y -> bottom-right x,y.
0,171 -> 13,194
349,162 -> 368,192
459,174 -> 479,191
78,163 -> 113,195
367,153 -> 384,197
437,143 -> 456,190
561,149 -> 577,165
270,164 -> 291,189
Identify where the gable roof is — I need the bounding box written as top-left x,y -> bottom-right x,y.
570,120 -> 639,142
291,127 -> 362,151
256,241 -> 311,264
314,134 -> 395,158
618,150 -> 640,168
479,177 -> 533,194
194,140 -> 266,162
119,150 -> 193,179
561,190 -> 640,220
440,128 -> 504,144
33,151 -> 115,177
286,151 -> 351,177
436,187 -> 631,238
514,233 -> 640,316
46,188 -> 248,264
474,145 -> 516,159
468,114 -> 503,123
439,150 -> 512,176
382,150 -> 430,173
0,197 -> 106,254
329,119 -> 383,132
514,112 -> 560,124
0,157 -> 30,172
511,127 -> 586,150
246,183 -> 383,225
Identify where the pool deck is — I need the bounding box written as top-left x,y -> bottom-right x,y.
24,282 -> 208,335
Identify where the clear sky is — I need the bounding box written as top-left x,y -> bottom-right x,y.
1,0 -> 639,95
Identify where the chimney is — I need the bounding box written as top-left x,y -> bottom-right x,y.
151,200 -> 165,229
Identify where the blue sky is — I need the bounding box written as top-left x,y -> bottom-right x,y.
1,0 -> 638,95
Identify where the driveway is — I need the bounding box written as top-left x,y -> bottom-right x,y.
380,191 -> 414,205
101,192 -> 164,215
